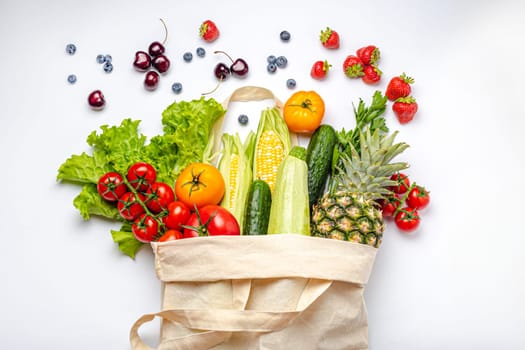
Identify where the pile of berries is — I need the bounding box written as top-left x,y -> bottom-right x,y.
133,40 -> 171,91
342,45 -> 382,84
385,73 -> 418,124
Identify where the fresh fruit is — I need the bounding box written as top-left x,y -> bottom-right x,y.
127,162 -> 157,192
183,205 -> 240,237
380,194 -> 402,217
215,50 -> 249,77
175,162 -> 225,208
385,73 -> 414,101
152,54 -> 170,73
163,201 -> 191,231
214,62 -> 231,80
158,229 -> 183,242
343,55 -> 364,78
243,179 -> 272,235
389,173 -> 410,194
320,27 -> 340,49
148,41 -> 165,57
88,90 -> 105,110
280,30 -> 291,42
103,61 -> 113,73
356,45 -> 380,65
267,63 -> 277,73
199,20 -> 220,42
392,96 -> 418,124
134,19 -> 170,89
394,207 -> 420,233
145,182 -> 175,213
183,52 -> 193,62
406,185 -> 430,210
133,51 -> 151,71
196,47 -> 206,57
171,82 -> 182,94
310,60 -> 331,80
311,129 -> 409,247
67,74 -> 77,84
96,54 -> 106,64
144,71 -> 160,91
238,114 -> 249,125
283,90 -> 325,133
66,43 -> 76,55
267,55 -> 277,64
118,192 -> 146,221
132,213 -> 159,242
286,78 -> 296,89
362,65 -> 382,84
275,56 -> 288,68
97,172 -> 127,202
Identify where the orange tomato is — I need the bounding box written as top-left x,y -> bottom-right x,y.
175,162 -> 225,209
283,90 -> 325,133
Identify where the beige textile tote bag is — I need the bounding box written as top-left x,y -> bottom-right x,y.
129,87 -> 378,350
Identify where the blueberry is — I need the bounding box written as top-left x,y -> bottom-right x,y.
286,78 -> 296,89
267,55 -> 277,64
238,114 -> 249,125
183,52 -> 193,62
280,31 -> 291,42
67,74 -> 77,84
66,44 -> 76,55
276,56 -> 288,68
267,63 -> 277,73
196,47 -> 206,57
103,62 -> 113,73
104,54 -> 112,63
171,82 -> 183,94
96,54 -> 106,64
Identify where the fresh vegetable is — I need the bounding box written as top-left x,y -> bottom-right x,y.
132,214 -> 159,243
356,45 -> 380,65
97,172 -> 127,202
253,107 -> 292,192
158,229 -> 183,242
118,192 -> 146,221
385,73 -> 414,101
394,207 -> 420,233
306,124 -> 337,211
380,194 -> 402,217
267,146 -> 310,235
320,27 -> 340,49
342,55 -> 364,78
163,201 -> 191,231
175,162 -> 225,209
183,205 -> 240,237
362,65 -> 382,84
310,60 -> 331,80
243,180 -> 272,235
127,162 -> 157,192
283,90 -> 325,134
389,172 -> 410,194
145,182 -> 175,213
406,185 -> 430,210
393,96 -> 418,124
199,19 -> 220,42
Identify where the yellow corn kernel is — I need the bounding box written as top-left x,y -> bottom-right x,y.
255,130 -> 285,192
228,154 -> 239,209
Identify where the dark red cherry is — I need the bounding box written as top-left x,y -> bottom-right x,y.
148,41 -> 165,57
152,54 -> 170,73
144,71 -> 160,91
133,51 -> 151,72
214,51 -> 249,78
88,90 -> 105,110
214,62 -> 230,80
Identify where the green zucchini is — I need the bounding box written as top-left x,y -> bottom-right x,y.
243,179 -> 272,235
306,124 -> 337,210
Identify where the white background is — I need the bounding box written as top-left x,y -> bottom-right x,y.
1,0 -> 524,349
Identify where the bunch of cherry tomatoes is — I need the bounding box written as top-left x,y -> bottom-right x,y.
96,161 -> 240,243
380,173 -> 431,233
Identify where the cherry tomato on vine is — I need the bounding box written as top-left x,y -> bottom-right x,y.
132,213 -> 159,242
406,185 -> 430,210
175,162 -> 225,208
97,172 -> 127,201
163,201 -> 191,230
394,207 -> 420,233
380,194 -> 401,217
183,205 -> 240,238
127,162 -> 157,192
158,229 -> 183,242
389,173 -> 410,194
117,192 -> 146,221
146,182 -> 175,213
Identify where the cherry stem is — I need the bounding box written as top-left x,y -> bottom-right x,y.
159,18 -> 168,45
214,50 -> 233,64
202,78 -> 223,96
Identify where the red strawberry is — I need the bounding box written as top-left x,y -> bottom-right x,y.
310,60 -> 331,80
385,73 -> 414,101
362,65 -> 382,84
392,96 -> 418,124
356,45 -> 380,65
199,20 -> 220,42
320,27 -> 340,49
342,55 -> 364,78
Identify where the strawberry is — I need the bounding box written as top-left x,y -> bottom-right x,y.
199,20 -> 220,42
362,65 -> 382,84
385,73 -> 414,101
342,55 -> 364,78
320,27 -> 340,49
356,45 -> 380,65
310,60 -> 331,80
392,96 -> 418,124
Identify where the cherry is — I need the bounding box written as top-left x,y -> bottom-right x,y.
144,71 -> 160,91
214,62 -> 230,80
148,41 -> 165,57
214,51 -> 249,78
133,51 -> 151,71
88,90 -> 105,110
152,54 -> 170,73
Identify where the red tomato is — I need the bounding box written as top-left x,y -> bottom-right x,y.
97,172 -> 127,201
117,192 -> 146,221
127,162 -> 157,192
183,205 -> 240,238
406,185 -> 430,210
146,182 -> 175,213
389,173 -> 410,194
132,213 -> 159,242
163,201 -> 191,230
380,195 -> 401,217
158,229 -> 183,242
394,207 -> 420,233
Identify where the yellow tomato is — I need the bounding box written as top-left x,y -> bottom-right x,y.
175,162 -> 225,209
283,90 -> 325,133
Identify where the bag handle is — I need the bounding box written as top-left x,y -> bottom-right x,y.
130,279 -> 332,350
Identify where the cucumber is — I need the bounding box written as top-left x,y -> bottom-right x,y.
243,179 -> 272,235
306,124 -> 337,210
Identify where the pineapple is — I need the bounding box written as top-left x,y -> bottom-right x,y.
311,129 -> 409,247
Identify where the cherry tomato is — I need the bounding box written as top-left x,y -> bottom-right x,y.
146,182 -> 175,213
117,192 -> 146,221
389,173 -> 410,194
158,229 -> 183,242
175,162 -> 225,208
163,201 -> 191,230
406,185 -> 430,210
97,172 -> 127,201
183,205 -> 240,238
127,162 -> 156,192
394,207 -> 420,233
132,213 -> 159,243
380,195 -> 401,217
